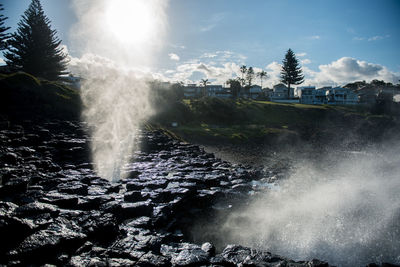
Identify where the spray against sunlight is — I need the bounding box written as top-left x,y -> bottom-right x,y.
70,0 -> 168,181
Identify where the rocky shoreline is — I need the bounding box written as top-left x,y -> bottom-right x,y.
0,120 -> 396,266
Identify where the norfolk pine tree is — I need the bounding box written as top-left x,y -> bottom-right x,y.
240,65 -> 247,87
0,4 -> 10,51
4,0 -> 68,80
280,48 -> 304,99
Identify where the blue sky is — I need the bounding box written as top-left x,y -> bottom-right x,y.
1,0 -> 400,86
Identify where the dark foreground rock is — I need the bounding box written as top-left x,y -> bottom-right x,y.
0,119 -> 396,266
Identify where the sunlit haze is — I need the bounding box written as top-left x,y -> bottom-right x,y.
66,0 -> 168,181
105,0 -> 156,47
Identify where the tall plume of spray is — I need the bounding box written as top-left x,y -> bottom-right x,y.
217,146 -> 400,266
69,0 -> 168,181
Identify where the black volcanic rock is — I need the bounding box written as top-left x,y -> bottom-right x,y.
8,218 -> 86,264
0,120 -> 392,266
14,201 -> 59,217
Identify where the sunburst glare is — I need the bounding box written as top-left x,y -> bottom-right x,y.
105,0 -> 154,46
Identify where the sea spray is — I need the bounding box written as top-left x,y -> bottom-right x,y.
78,64 -> 152,181
69,0 -> 168,181
214,148 -> 400,266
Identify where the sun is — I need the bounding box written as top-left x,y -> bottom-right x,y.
105,0 -> 154,45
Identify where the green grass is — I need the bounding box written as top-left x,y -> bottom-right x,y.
0,72 -> 82,120
170,123 -> 299,143
153,97 -> 393,144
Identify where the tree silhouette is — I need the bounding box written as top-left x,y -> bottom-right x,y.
280,48 -> 304,99
0,4 -> 10,51
246,67 -> 255,86
4,0 -> 68,80
200,78 -> 209,97
257,70 -> 267,88
239,65 -> 247,87
227,78 -> 241,99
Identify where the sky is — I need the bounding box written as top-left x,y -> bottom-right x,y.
1,0 -> 400,87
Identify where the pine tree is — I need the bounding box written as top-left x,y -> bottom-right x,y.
239,65 -> 247,87
0,4 -> 10,50
4,0 -> 68,80
280,48 -> 304,99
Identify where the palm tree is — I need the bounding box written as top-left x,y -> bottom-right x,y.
239,65 -> 247,87
200,78 -> 209,97
257,70 -> 268,88
246,67 -> 255,87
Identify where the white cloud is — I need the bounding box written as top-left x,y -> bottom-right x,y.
200,24 -> 216,32
262,57 -> 399,88
368,35 -> 390,41
208,51 -> 246,63
353,35 -> 390,42
201,53 -> 218,58
301,59 -> 311,65
297,52 -> 307,57
68,53 -> 117,74
67,53 -> 153,79
170,44 -> 185,49
162,61 -> 242,85
261,57 -> 399,88
307,57 -> 400,87
200,12 -> 226,32
265,61 -> 282,88
59,44 -> 69,55
309,35 -> 320,40
168,53 -> 180,61
161,50 -> 249,84
158,55 -> 399,89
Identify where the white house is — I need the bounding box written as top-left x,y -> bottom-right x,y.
183,84 -> 232,98
326,87 -> 358,104
315,88 -> 329,104
183,84 -> 201,98
207,85 -> 223,97
298,86 -> 316,104
299,86 -> 330,104
270,84 -> 294,101
300,86 -> 358,105
213,86 -> 232,98
249,85 -> 263,99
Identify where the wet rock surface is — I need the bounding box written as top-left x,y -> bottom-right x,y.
0,120 -> 394,266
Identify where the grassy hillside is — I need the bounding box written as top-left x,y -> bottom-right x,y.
0,72 -> 82,121
151,97 -> 397,146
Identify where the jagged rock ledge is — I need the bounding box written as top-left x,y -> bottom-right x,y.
0,120 -> 395,266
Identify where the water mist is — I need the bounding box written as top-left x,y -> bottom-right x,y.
69,0 -> 168,181
217,146 -> 400,266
